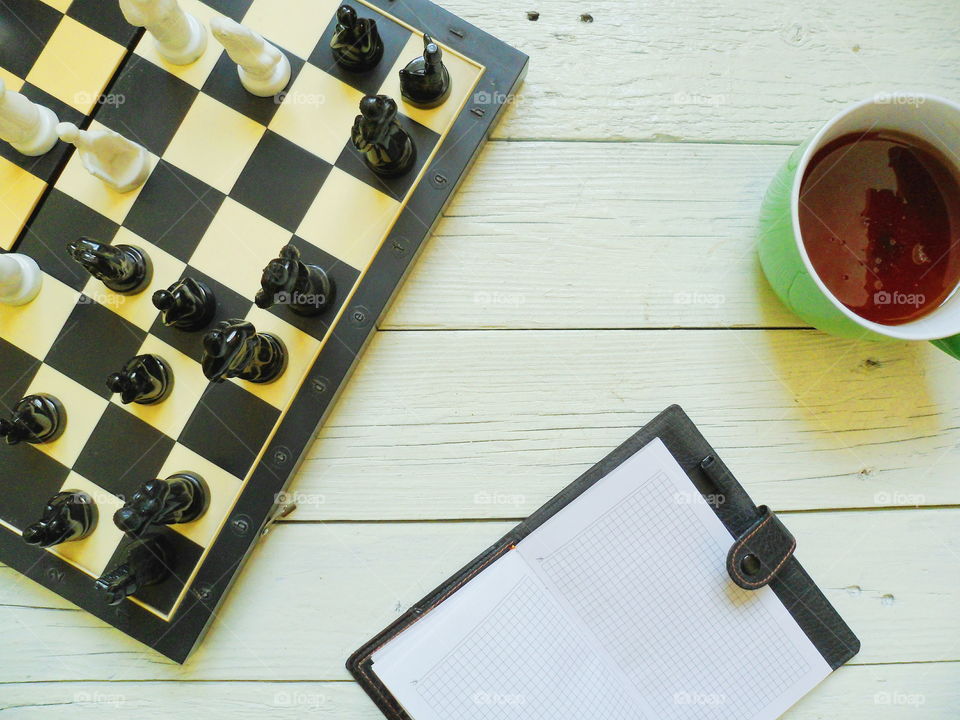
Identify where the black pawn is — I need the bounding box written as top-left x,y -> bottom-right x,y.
114,473 -> 209,536
351,95 -> 416,177
153,277 -> 216,330
66,237 -> 152,295
330,4 -> 383,72
255,244 -> 333,316
23,491 -> 98,548
201,319 -> 287,384
106,354 -> 173,405
0,394 -> 65,445
95,537 -> 170,606
399,34 -> 451,109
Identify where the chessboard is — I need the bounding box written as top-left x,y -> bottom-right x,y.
0,0 -> 526,662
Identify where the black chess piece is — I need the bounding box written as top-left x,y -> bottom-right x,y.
113,473 -> 209,536
22,491 -> 98,548
351,94 -> 416,177
153,277 -> 216,330
201,319 -> 287,384
106,354 -> 173,405
66,237 -> 152,295
330,4 -> 383,72
399,34 -> 451,109
95,536 -> 170,606
255,244 -> 333,316
0,394 -> 65,445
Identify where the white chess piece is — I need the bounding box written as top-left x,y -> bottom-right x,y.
119,0 -> 207,65
0,253 -> 42,305
0,78 -> 59,156
210,17 -> 291,97
57,123 -> 151,194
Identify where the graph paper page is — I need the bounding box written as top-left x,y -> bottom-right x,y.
517,438 -> 832,720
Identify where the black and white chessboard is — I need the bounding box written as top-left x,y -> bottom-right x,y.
0,0 -> 526,662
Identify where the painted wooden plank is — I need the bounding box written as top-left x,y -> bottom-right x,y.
0,510 -> 956,681
442,0 -> 960,142
383,142 -> 803,330
286,328 -> 960,519
0,661 -> 957,718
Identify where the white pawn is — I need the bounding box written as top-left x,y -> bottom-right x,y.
0,78 -> 59,156
210,17 -> 291,97
0,253 -> 42,305
119,0 -> 207,65
57,123 -> 151,194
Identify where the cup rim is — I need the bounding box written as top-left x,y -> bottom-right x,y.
790,92 -> 960,341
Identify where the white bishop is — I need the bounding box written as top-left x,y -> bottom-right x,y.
210,16 -> 291,97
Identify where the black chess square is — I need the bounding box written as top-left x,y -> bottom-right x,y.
264,236 -> 359,339
201,48 -> 304,126
0,445 -> 70,531
104,528 -> 204,616
97,57 -> 199,156
206,0 -> 253,22
73,404 -> 175,500
0,338 -> 41,406
19,190 -> 121,291
45,299 -> 147,399
335,115 -> 440,201
309,8 -> 411,97
149,267 -> 252,361
66,0 -> 138,46
0,0 -> 63,76
229,131 -> 332,232
179,381 -> 280,479
0,84 -> 83,181
124,160 -> 226,262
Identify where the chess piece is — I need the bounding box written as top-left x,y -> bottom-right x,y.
351,95 -> 416,177
114,473 -> 209,536
66,237 -> 152,295
399,35 -> 451,109
119,0 -> 207,65
0,77 -> 59,156
106,354 -> 173,405
0,394 -> 65,445
57,122 -> 151,193
255,244 -> 333,316
330,4 -> 383,72
0,253 -> 42,305
95,536 -> 170,605
153,277 -> 216,330
210,17 -> 291,97
22,491 -> 97,548
201,318 -> 287,384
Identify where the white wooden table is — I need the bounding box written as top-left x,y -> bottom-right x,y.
3,1 -> 960,716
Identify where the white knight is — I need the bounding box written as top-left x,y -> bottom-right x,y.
57,123 -> 151,194
0,78 -> 59,156
210,16 -> 291,97
119,0 -> 207,65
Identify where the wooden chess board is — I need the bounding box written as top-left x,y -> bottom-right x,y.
0,0 -> 526,662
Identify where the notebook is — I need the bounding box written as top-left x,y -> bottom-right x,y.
349,406 -> 859,720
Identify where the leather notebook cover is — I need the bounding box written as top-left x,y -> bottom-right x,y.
347,405 -> 860,720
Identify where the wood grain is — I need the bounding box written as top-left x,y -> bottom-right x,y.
0,511 -> 957,681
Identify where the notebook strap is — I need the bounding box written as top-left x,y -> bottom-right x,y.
726,506 -> 796,590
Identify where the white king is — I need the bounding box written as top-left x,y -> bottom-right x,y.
210,16 -> 291,97
119,0 -> 207,65
0,78 -> 59,156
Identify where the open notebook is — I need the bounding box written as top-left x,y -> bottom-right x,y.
349,406 -> 859,720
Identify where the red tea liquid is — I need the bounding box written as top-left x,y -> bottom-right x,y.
799,130 -> 960,325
